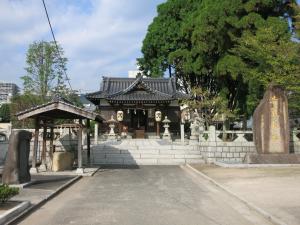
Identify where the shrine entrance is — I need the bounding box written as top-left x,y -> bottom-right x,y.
131,110 -> 148,130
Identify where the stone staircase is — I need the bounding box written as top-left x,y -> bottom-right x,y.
89,139 -> 205,165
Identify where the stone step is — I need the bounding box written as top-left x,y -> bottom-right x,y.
92,153 -> 203,159
90,158 -> 205,165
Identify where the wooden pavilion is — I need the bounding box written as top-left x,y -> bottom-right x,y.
16,96 -> 103,173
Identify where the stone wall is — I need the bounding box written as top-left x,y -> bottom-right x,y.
198,141 -> 256,163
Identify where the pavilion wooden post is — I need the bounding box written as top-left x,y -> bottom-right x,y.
30,117 -> 39,173
50,126 -> 54,155
156,121 -> 160,137
49,124 -> 54,170
86,119 -> 91,162
76,119 -> 84,174
39,121 -> 47,172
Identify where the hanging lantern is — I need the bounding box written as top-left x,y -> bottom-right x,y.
155,111 -> 162,122
117,110 -> 124,122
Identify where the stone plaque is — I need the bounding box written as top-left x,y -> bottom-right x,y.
253,85 -> 289,154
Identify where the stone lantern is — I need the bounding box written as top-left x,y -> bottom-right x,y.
107,115 -> 117,140
162,116 -> 171,140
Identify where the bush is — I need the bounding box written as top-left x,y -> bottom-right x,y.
0,184 -> 19,203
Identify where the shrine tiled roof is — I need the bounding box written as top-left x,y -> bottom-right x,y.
86,76 -> 189,104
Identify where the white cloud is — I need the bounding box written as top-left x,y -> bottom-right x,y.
0,0 -> 165,92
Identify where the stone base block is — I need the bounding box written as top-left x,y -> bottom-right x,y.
244,153 -> 300,164
162,136 -> 171,141
39,164 -> 47,172
30,167 -> 39,174
52,152 -> 74,172
107,135 -> 116,140
76,168 -> 84,174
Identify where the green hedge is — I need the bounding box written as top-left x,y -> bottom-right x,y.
0,185 -> 19,203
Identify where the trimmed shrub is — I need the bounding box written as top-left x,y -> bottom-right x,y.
0,185 -> 19,203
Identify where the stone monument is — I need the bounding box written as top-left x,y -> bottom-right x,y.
2,130 -> 32,184
253,85 -> 290,154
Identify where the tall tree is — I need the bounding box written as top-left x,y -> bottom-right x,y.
228,17 -> 300,113
139,0 -> 300,119
21,41 -> 67,101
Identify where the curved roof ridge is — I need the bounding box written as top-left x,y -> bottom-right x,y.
108,76 -> 158,98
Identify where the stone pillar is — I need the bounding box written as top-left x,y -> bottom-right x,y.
76,119 -> 84,174
180,124 -> 185,144
30,118 -> 39,174
94,122 -> 99,145
208,125 -> 216,142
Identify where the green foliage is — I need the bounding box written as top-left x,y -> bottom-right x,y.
0,104 -> 11,122
22,41 -> 67,101
10,94 -> 46,128
0,184 -> 19,203
139,0 -> 300,118
291,2 -> 300,38
183,87 -> 237,125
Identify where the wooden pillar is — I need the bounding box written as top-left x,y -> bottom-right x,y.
49,126 -> 54,169
31,117 -> 39,173
40,122 -> 47,171
76,119 -> 83,174
86,119 -> 91,161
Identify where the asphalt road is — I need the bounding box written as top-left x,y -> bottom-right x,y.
17,166 -> 272,225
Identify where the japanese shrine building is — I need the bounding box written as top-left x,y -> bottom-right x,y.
86,75 -> 188,138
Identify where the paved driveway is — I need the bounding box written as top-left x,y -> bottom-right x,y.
18,166 -> 272,225
193,165 -> 300,225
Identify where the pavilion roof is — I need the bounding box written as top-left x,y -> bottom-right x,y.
16,98 -> 103,122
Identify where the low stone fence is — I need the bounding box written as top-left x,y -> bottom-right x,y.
197,126 -> 256,163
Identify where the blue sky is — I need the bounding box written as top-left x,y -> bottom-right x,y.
0,0 -> 165,93
1,0 -> 299,93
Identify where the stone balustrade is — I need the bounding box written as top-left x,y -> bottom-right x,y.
196,126 -> 300,163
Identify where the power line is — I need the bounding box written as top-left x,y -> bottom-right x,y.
41,0 -> 73,91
